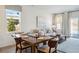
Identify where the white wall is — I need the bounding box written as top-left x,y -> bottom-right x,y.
21,6 -> 37,32
0,6 -> 15,47
21,5 -> 52,32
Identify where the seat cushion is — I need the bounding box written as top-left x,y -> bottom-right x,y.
37,45 -> 55,53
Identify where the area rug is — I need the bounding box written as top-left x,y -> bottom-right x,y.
57,38 -> 79,53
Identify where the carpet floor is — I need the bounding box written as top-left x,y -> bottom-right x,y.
58,38 -> 79,53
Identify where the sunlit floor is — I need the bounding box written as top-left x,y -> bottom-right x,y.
0,45 -> 15,53
0,45 -> 32,53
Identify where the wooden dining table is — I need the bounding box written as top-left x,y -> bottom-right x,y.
21,33 -> 57,53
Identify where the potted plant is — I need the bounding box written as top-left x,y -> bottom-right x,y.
7,17 -> 15,32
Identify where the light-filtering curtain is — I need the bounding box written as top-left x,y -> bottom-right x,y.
53,12 -> 70,36
54,13 -> 64,34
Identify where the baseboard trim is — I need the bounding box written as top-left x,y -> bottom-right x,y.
0,44 -> 15,49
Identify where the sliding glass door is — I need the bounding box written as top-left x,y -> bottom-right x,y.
69,11 -> 79,38
70,18 -> 78,35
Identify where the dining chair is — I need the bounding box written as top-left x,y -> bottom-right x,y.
37,37 -> 58,53
14,37 -> 32,53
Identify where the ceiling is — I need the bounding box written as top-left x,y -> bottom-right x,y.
31,5 -> 79,13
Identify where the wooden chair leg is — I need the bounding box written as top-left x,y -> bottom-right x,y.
49,48 -> 51,53
53,47 -> 57,53
53,50 -> 57,53
20,49 -> 22,53
31,47 -> 32,53
16,47 -> 18,53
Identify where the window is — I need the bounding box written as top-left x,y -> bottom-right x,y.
6,9 -> 21,32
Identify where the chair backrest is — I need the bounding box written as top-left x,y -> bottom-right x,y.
14,37 -> 22,45
48,39 -> 58,48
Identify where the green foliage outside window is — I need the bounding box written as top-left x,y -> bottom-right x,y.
7,17 -> 15,32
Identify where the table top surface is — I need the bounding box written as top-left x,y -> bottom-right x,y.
22,35 -> 58,45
